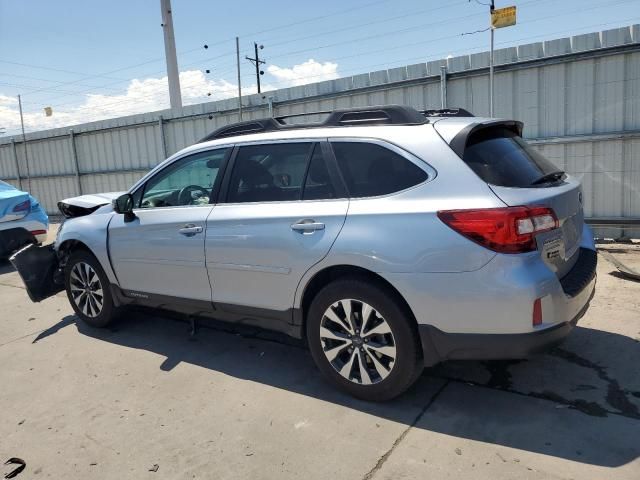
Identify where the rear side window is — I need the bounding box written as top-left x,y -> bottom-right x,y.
462,128 -> 561,187
331,142 -> 427,198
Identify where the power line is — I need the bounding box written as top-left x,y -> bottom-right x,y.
262,0 -> 468,47
8,0 -> 484,107
13,13 -> 639,131
5,0 -> 391,101
10,0 -> 469,107
6,0 -> 635,120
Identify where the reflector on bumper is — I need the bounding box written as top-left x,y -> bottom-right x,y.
10,244 -> 63,302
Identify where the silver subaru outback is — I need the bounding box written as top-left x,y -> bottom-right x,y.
12,106 -> 596,401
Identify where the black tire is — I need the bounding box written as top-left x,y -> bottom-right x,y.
306,277 -> 422,401
65,250 -> 117,328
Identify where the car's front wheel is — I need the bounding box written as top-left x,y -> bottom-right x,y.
306,278 -> 422,401
65,250 -> 117,328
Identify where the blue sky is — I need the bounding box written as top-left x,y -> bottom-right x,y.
1,0 -> 638,134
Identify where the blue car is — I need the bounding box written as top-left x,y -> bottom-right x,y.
0,180 -> 49,258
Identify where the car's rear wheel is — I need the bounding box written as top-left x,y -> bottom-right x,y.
65,250 -> 117,328
306,277 -> 422,401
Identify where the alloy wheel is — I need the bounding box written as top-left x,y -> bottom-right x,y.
320,299 -> 397,385
69,262 -> 104,318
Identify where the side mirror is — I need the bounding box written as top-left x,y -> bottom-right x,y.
113,193 -> 136,222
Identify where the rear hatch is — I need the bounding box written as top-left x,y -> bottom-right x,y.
0,188 -> 31,223
437,120 -> 583,278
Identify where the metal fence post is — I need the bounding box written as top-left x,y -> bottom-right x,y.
69,129 -> 82,195
158,115 -> 167,159
267,96 -> 274,118
440,65 -> 447,109
10,138 -> 22,190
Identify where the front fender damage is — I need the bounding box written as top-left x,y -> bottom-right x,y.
10,244 -> 64,302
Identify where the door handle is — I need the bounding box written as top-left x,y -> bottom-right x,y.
178,224 -> 203,237
291,220 -> 325,233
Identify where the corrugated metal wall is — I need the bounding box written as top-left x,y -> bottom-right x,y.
1,25 -> 639,237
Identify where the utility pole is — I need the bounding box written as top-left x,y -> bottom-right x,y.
17,95 -> 31,192
489,0 -> 495,117
245,42 -> 265,94
236,36 -> 243,120
160,0 -> 182,109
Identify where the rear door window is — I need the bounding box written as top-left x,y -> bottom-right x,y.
227,143 -> 313,203
462,127 -> 562,187
331,142 -> 428,198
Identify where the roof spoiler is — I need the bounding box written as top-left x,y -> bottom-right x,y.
448,120 -> 524,158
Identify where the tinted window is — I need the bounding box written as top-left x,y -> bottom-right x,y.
227,143 -> 312,203
139,148 -> 228,208
303,145 -> 336,200
463,127 -> 561,187
331,142 -> 427,198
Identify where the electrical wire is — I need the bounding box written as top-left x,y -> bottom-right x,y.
6,0 -> 637,122
9,0 -> 522,107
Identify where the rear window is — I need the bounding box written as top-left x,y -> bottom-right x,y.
463,127 -> 561,187
331,142 -> 427,198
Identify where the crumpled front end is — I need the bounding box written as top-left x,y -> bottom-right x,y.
58,192 -> 122,218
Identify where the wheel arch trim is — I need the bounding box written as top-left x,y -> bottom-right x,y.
294,262 -> 425,359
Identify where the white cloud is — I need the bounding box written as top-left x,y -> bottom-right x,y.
267,59 -> 339,87
0,59 -> 339,135
0,95 -> 18,106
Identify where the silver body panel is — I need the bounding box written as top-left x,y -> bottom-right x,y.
206,199 -> 348,311
51,117 -> 596,341
108,205 -> 214,301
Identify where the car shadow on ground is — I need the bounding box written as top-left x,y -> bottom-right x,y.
36,309 -> 640,469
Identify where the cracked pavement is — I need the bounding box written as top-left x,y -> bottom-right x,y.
0,229 -> 638,479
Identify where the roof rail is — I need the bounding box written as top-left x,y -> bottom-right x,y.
422,108 -> 474,118
198,105 -> 429,143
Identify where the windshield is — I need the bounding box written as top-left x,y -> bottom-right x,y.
463,127 -> 562,188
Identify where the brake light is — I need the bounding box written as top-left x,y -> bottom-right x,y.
12,199 -> 31,213
437,206 -> 558,254
532,298 -> 542,326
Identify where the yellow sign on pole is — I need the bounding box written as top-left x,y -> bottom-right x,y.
491,6 -> 516,29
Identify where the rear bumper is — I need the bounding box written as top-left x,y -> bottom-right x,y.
419,284 -> 594,366
0,228 -> 37,258
0,214 -> 48,257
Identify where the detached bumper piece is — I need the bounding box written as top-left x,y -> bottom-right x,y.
10,244 -> 63,302
0,228 -> 36,258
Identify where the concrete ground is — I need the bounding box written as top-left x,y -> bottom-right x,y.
0,226 -> 638,479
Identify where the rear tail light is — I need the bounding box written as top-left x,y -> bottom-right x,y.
12,199 -> 31,213
532,298 -> 542,326
30,230 -> 47,236
437,206 -> 558,254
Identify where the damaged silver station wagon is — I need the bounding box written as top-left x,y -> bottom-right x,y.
11,106 -> 597,401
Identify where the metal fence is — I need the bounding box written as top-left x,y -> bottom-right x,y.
1,25 -> 639,237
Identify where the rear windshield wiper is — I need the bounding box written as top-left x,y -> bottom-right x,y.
530,171 -> 565,186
